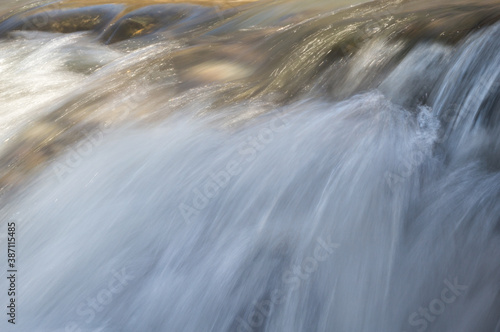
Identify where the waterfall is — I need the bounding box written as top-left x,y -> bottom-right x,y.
0,0 -> 499,331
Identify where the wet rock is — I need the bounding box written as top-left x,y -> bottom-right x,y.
170,42 -> 263,88
0,4 -> 123,36
99,4 -> 211,44
184,60 -> 254,83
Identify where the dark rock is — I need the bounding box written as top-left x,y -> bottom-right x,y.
99,4 -> 211,44
0,4 -> 123,36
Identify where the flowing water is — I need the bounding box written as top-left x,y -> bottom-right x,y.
0,0 -> 499,331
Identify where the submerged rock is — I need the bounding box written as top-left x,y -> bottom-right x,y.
99,4 -> 212,44
0,0 -> 256,40
0,4 -> 123,36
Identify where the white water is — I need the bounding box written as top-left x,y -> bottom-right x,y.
0,3 -> 499,332
0,31 -> 122,152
